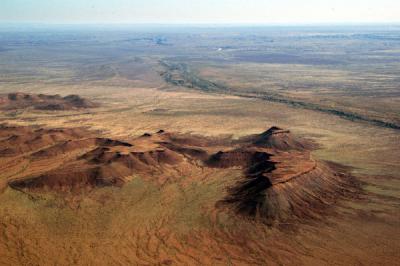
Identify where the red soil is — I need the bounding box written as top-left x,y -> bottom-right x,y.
2,124 -> 360,224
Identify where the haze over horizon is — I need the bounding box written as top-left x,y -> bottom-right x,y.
1,0 -> 399,25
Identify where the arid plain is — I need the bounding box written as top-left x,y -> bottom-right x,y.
0,25 -> 399,265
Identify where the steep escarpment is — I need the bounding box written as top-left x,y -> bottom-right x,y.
239,126 -> 316,151
1,124 -> 360,224
0,126 -> 89,156
213,129 -> 359,224
217,153 -> 359,224
4,125 -> 206,193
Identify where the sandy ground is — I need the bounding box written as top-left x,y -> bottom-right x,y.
0,81 -> 399,265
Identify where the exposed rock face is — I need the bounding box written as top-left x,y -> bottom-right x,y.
5,126 -> 187,193
217,154 -> 359,224
2,124 -> 360,224
241,126 -> 316,151
0,92 -> 98,110
211,128 -> 359,224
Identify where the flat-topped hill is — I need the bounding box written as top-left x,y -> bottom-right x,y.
1,124 -> 359,224
0,92 -> 98,110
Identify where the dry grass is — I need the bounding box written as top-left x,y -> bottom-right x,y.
0,78 -> 399,265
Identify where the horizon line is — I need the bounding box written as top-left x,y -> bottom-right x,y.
1,21 -> 400,27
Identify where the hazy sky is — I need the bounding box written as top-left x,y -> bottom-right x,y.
1,0 -> 399,24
